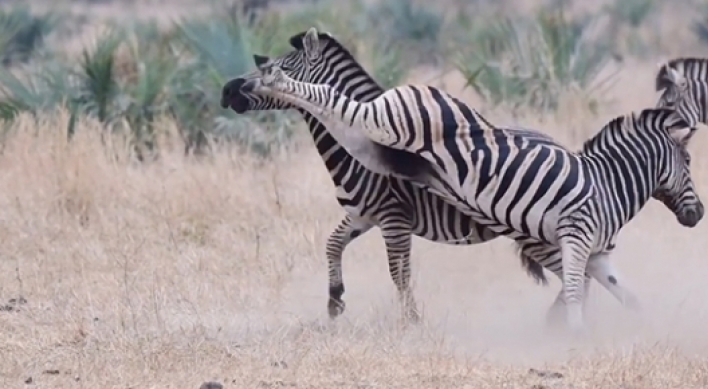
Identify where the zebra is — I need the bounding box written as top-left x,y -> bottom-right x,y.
219,27 -> 626,326
237,61 -> 704,331
219,28 -> 596,325
656,57 -> 708,126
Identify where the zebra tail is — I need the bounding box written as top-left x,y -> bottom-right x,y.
515,244 -> 549,286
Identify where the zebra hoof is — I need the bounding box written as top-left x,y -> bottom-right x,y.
328,298 -> 346,319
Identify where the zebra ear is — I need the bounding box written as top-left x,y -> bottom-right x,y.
289,28 -> 331,51
656,62 -> 672,91
301,27 -> 321,60
253,54 -> 270,68
666,66 -> 687,88
288,31 -> 306,49
670,126 -> 697,147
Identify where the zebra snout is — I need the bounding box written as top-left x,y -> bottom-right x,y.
221,78 -> 250,113
221,78 -> 243,106
678,204 -> 704,227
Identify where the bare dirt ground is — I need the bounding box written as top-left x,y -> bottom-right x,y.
1,1 -> 708,388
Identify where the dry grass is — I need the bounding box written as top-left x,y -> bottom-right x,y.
1,1 -> 708,388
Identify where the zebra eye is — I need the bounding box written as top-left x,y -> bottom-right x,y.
681,150 -> 691,166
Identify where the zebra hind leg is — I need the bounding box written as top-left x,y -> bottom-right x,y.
586,253 -> 642,311
326,216 -> 374,319
548,252 -> 642,330
381,221 -> 420,324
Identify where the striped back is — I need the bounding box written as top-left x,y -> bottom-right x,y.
655,57 -> 708,126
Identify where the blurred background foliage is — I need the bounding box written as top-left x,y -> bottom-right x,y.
0,0 -> 695,159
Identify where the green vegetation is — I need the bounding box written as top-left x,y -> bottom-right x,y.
604,0 -> 657,58
0,0 -> 662,158
692,3 -> 708,47
360,0 -> 444,63
453,5 -> 619,113
0,5 -> 58,66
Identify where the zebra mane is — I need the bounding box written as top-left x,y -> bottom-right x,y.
288,30 -> 376,84
580,108 -> 683,154
287,29 -> 433,180
655,57 -> 708,91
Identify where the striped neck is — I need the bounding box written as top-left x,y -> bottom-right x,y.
290,40 -> 386,182
582,131 -> 664,224
263,79 -> 396,171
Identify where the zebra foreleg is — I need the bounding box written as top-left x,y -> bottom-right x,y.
516,242 -> 592,327
326,216 -> 374,319
558,230 -> 593,332
380,220 -> 420,323
545,273 -> 592,329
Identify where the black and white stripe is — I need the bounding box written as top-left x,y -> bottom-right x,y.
221,28 -> 580,323
241,58 -> 704,331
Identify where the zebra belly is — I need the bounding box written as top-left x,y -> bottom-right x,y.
386,178 -> 494,245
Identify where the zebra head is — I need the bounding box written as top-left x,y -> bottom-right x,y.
220,27 -> 352,113
647,108 -> 704,227
655,58 -> 708,127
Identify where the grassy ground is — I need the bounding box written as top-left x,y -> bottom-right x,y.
1,0 -> 708,388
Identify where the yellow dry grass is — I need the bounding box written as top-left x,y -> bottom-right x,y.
1,1 -> 708,388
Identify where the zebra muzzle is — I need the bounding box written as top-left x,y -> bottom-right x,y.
220,78 -> 249,113
678,205 -> 704,227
